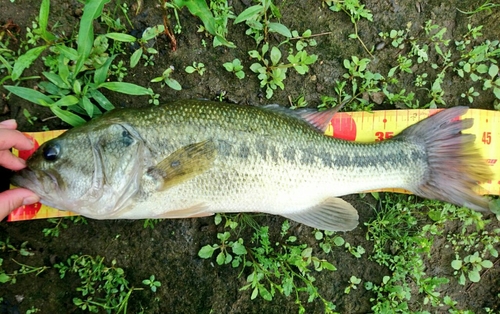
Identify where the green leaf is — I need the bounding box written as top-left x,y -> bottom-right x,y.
0,273 -> 11,283
79,96 -> 94,117
55,45 -> 79,61
94,55 -> 116,85
50,106 -> 86,127
234,5 -> 263,24
130,49 -> 142,68
99,82 -> 153,95
481,260 -> 493,268
38,0 -> 56,42
12,46 -> 47,81
259,285 -> 273,301
105,33 -> 137,42
173,0 -> 216,34
494,87 -> 500,100
166,78 -> 182,91
43,71 -> 69,89
232,242 -> 247,255
142,25 -> 165,41
251,287 -> 258,300
54,95 -> 79,107
322,261 -> 337,271
235,71 -> 245,79
216,252 -> 225,265
488,64 -> 499,78
4,85 -> 53,105
198,245 -> 216,258
89,89 -> 114,111
476,64 -> 489,74
451,259 -> 462,270
270,46 -> 281,66
468,270 -> 480,282
74,0 -> 110,76
268,23 -> 292,38
213,35 -> 236,49
185,66 -> 196,74
223,62 -> 234,72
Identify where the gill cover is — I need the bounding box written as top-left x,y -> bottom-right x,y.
82,123 -> 147,218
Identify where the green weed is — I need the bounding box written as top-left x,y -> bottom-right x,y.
55,254 -> 143,313
0,239 -> 48,285
3,0 -> 153,126
151,66 -> 182,91
199,216 -> 338,314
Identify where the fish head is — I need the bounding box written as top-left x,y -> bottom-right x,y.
12,120 -> 148,218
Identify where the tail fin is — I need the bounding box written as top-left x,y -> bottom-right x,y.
396,106 -> 492,212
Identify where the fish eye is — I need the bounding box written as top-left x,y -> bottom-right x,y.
42,142 -> 61,161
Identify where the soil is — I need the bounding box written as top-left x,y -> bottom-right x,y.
1,0 -> 499,313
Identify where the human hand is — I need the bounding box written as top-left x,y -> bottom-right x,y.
0,119 -> 40,221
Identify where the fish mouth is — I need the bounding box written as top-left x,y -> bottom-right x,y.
11,168 -> 60,203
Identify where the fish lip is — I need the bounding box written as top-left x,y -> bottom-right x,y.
11,168 -> 59,196
11,168 -> 36,189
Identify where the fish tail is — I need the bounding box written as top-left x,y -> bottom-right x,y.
396,106 -> 492,212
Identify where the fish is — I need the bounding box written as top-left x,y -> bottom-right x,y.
11,100 -> 493,231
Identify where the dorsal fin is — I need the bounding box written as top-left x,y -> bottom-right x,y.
263,104 -> 342,133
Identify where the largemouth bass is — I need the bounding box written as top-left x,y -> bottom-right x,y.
11,100 -> 493,231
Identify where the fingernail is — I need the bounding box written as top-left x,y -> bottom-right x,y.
0,119 -> 16,127
22,195 -> 40,205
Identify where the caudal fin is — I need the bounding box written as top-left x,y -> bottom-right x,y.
396,107 -> 492,212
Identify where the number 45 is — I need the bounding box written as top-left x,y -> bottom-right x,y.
482,132 -> 492,145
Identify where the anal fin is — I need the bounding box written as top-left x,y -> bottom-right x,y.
283,197 -> 359,231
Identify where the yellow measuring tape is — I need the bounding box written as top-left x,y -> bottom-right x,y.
8,108 -> 500,221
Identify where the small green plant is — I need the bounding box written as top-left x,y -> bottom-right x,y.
55,254 -> 143,313
451,252 -> 493,285
234,0 -> 292,45
42,216 -> 88,238
344,276 -> 361,294
142,275 -> 161,292
324,0 -> 374,56
223,58 -> 245,79
23,109 -> 38,125
110,60 -> 128,81
25,306 -> 41,314
4,0 -> 153,126
143,219 -> 162,229
199,217 -> 338,313
163,0 -> 235,48
0,239 -> 48,285
151,66 -> 182,91
185,62 -> 206,76
457,0 -> 500,15
249,43 -> 317,98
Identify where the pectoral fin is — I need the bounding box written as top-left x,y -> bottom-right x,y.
150,140 -> 217,190
283,197 -> 359,231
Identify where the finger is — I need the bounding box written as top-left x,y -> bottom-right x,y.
0,119 -> 17,130
0,188 -> 40,221
0,150 -> 27,170
0,128 -> 34,151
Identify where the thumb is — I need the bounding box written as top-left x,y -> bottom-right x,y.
0,188 -> 40,221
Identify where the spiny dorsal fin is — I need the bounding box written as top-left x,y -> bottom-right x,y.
153,140 -> 217,190
263,104 -> 342,133
283,197 -> 359,231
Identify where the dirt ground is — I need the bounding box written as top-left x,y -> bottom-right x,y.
1,0 -> 499,313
